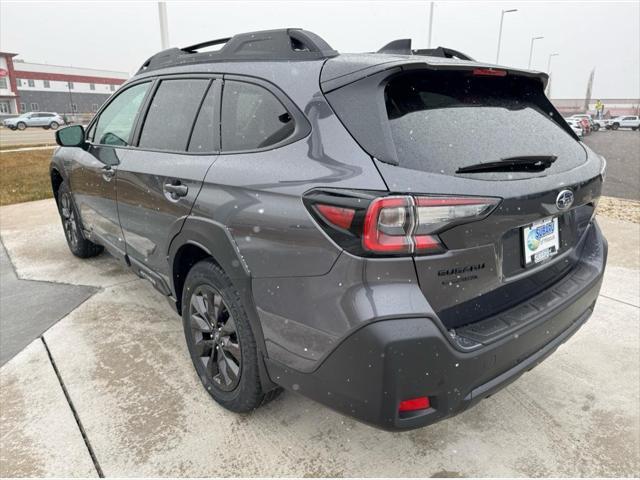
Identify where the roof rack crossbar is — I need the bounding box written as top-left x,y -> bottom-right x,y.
137,28 -> 338,74
377,39 -> 474,61
183,37 -> 232,53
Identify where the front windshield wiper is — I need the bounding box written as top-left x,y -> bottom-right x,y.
456,155 -> 558,174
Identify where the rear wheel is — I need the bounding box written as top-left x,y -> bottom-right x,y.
182,258 -> 280,412
16,122 -> 26,131
57,181 -> 103,258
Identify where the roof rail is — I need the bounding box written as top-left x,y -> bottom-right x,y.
377,39 -> 474,61
137,28 -> 339,74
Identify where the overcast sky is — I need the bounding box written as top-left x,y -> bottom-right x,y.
1,1 -> 638,98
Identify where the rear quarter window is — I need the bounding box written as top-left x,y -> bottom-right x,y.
221,80 -> 295,152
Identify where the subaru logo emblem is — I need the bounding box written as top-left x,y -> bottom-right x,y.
556,190 -> 574,210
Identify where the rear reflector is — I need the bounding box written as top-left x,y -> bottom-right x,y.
399,396 -> 430,412
315,204 -> 356,230
473,68 -> 507,77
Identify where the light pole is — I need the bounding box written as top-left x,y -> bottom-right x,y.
158,2 -> 169,49
546,52 -> 559,73
545,53 -> 559,96
495,8 -> 517,64
527,36 -> 544,69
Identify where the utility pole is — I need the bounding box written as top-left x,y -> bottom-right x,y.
158,2 -> 169,50
527,36 -> 544,69
495,8 -> 518,64
427,2 -> 434,48
584,68 -> 595,113
545,53 -> 559,96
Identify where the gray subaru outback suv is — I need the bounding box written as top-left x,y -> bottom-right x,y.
50,29 -> 607,431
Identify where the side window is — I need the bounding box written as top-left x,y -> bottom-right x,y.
188,82 -> 219,153
138,78 -> 209,151
221,80 -> 295,151
93,82 -> 150,146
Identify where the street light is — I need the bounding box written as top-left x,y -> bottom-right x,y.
545,53 -> 559,96
527,35 -> 544,69
546,52 -> 559,73
495,8 -> 518,64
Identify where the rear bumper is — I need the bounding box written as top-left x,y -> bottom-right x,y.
265,222 -> 607,431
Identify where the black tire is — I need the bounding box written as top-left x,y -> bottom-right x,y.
56,181 -> 103,258
593,124 -> 600,131
16,122 -> 26,131
181,258 -> 281,412
611,123 -> 619,130
50,121 -> 59,130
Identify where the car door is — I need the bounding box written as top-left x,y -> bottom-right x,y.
115,76 -> 221,291
69,81 -> 152,257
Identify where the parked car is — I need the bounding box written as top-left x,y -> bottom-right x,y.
570,114 -> 599,132
593,118 -> 608,130
50,29 -> 607,431
606,115 -> 640,130
566,118 -> 585,137
3,112 -> 64,130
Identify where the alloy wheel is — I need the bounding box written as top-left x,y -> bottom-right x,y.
60,193 -> 79,249
188,285 -> 242,391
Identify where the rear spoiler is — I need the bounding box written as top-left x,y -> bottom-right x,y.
320,57 -> 549,93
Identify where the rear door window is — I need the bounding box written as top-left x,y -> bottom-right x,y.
383,71 -> 585,176
221,80 -> 294,152
188,82 -> 219,153
139,78 -> 210,151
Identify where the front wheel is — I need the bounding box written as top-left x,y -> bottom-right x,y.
611,123 -> 620,130
50,121 -> 59,130
57,181 -> 103,258
182,259 -> 281,412
16,122 -> 26,131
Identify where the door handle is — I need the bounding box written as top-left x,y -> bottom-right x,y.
163,182 -> 188,199
102,165 -> 115,181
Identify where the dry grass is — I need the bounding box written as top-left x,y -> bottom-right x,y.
597,196 -> 640,224
0,148 -> 56,206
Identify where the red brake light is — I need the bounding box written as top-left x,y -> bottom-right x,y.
316,204 -> 356,230
472,68 -> 507,77
363,197 -> 412,253
362,195 -> 499,254
399,396 -> 430,412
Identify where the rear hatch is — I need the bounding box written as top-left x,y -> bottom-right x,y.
322,57 -> 604,329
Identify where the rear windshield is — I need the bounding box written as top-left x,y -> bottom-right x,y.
327,69 -> 586,177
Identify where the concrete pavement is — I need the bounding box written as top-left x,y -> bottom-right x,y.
0,199 -> 638,477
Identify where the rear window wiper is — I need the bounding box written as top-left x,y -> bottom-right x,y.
456,156 -> 557,174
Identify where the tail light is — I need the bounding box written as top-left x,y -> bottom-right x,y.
305,190 -> 500,257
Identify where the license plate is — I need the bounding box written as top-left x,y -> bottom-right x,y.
523,217 -> 559,265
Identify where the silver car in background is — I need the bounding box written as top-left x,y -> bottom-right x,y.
3,112 -> 65,131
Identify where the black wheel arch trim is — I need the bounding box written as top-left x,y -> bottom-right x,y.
167,216 -> 278,392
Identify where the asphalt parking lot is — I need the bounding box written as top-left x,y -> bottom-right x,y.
0,127 -> 57,147
583,130 -> 640,201
0,199 -> 638,477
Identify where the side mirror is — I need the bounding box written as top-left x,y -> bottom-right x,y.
56,125 -> 85,147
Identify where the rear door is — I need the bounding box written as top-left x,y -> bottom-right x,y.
115,76 -> 221,291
